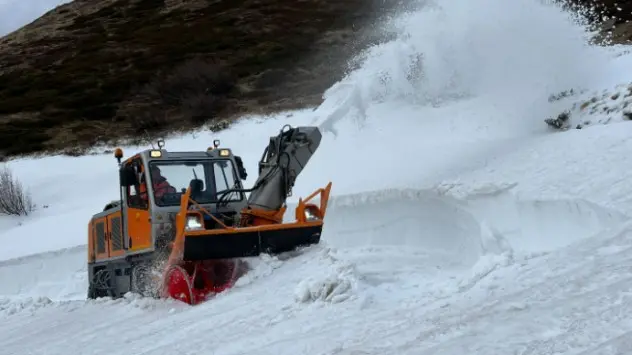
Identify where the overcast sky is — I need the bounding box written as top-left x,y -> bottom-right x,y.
0,0 -> 69,36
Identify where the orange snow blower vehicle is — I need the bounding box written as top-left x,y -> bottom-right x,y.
86,125 -> 332,305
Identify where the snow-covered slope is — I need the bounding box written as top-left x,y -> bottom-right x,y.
3,0 -> 632,353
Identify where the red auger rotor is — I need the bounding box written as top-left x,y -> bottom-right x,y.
164,260 -> 241,305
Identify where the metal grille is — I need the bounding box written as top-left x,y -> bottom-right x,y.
96,222 -> 106,254
110,216 -> 123,251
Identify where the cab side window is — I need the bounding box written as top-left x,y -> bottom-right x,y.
126,159 -> 148,210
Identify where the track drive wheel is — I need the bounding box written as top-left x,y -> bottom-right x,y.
132,263 -> 161,298
88,269 -> 115,299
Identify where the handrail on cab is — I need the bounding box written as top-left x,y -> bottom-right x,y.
295,182 -> 333,223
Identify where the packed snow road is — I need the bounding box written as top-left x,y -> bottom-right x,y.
2,187 -> 631,354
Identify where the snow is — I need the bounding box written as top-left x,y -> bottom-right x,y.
3,0 -> 632,353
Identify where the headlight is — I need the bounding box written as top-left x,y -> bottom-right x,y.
185,215 -> 204,231
304,207 -> 320,221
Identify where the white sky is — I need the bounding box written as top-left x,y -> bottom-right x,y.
0,0 -> 69,36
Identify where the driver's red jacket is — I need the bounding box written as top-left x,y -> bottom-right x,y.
140,178 -> 176,200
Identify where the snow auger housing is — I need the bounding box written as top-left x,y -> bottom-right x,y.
87,125 -> 332,305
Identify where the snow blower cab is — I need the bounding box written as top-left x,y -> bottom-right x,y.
87,125 -> 332,305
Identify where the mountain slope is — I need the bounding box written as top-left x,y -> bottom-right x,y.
569,0 -> 632,43
0,0 -> 393,158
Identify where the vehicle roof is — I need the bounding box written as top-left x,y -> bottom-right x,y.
123,148 -> 234,164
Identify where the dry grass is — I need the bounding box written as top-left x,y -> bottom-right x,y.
0,0 -> 394,159
560,0 -> 632,43
0,166 -> 35,216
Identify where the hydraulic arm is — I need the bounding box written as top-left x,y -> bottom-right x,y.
247,125 -> 322,211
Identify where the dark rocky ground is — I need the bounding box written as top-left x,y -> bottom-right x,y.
0,0 -> 630,159
566,0 -> 632,43
0,0 -> 406,158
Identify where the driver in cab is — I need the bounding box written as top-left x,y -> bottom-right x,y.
140,165 -> 176,201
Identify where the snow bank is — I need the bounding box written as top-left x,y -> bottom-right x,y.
546,80 -> 632,130
294,273 -> 354,304
320,185 -> 628,258
293,247 -> 359,304
0,246 -> 86,301
0,296 -> 53,317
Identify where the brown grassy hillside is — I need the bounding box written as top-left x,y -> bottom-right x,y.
0,0 -> 396,158
564,0 -> 632,43
2,0 -> 630,160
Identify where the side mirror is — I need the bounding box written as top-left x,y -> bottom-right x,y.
119,166 -> 137,187
235,156 -> 248,180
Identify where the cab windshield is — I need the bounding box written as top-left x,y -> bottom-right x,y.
148,159 -> 243,206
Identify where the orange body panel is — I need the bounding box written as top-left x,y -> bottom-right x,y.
162,182 -> 333,271
186,219 -> 323,236
93,217 -> 109,260
127,207 -> 152,251
240,206 -> 287,226
88,222 -> 95,263
108,210 -> 125,258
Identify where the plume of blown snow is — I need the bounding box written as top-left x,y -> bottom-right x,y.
315,0 -> 615,136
